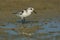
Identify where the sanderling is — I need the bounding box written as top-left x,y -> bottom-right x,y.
13,7 -> 37,23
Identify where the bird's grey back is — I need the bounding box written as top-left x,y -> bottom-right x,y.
13,10 -> 24,15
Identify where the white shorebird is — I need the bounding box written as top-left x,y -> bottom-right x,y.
13,7 -> 37,23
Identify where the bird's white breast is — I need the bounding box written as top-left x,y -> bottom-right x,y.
21,11 -> 32,17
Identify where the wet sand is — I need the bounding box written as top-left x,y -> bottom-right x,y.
0,0 -> 60,23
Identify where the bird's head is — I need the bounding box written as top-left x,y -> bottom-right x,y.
27,7 -> 37,14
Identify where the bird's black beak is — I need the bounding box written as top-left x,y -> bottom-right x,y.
33,10 -> 37,14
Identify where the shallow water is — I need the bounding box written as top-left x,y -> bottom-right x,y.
0,18 -> 60,40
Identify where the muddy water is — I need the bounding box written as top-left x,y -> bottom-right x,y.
0,18 -> 60,40
0,0 -> 60,40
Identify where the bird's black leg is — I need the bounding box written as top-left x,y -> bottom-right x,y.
21,17 -> 25,24
23,17 -> 25,22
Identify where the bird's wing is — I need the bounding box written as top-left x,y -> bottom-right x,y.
12,9 -> 26,15
18,10 -> 24,15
